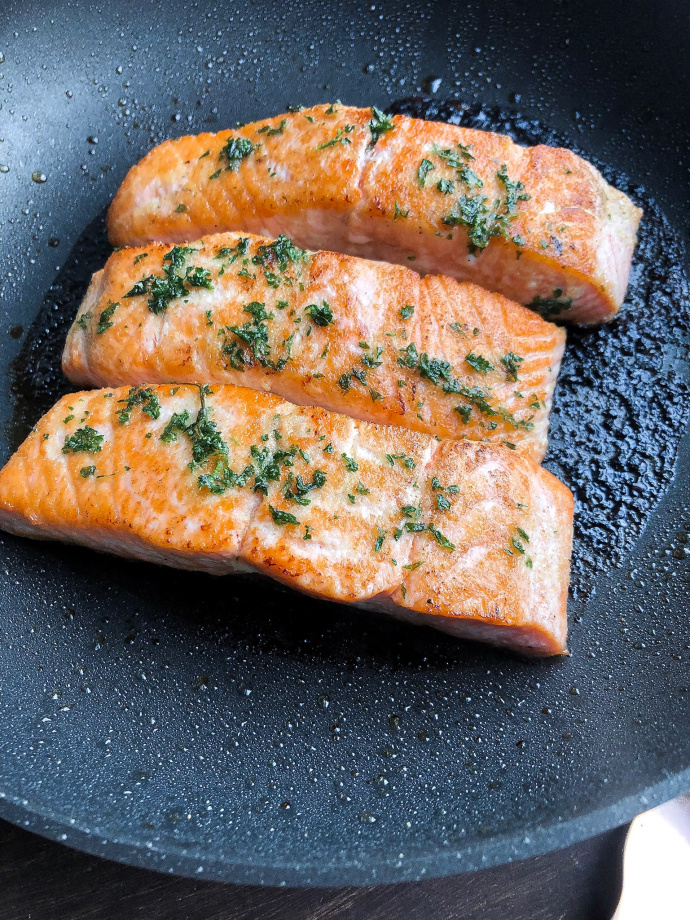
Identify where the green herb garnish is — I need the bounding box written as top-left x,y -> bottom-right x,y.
63,426 -> 103,454
465,352 -> 495,374
219,135 -> 256,171
256,119 -> 287,136
117,386 -> 161,425
97,300 -> 118,334
269,505 -> 299,526
316,125 -> 355,150
305,301 -> 334,326
501,352 -> 523,381
417,158 -> 435,188
368,106 -> 395,146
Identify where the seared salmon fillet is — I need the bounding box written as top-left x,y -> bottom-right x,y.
63,233 -> 566,462
0,385 -> 573,655
107,104 -> 642,324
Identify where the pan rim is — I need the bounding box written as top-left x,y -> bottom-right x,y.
2,768 -> 689,886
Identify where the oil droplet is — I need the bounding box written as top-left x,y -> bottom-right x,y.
0,164 -> 9,174
0,53 -> 4,64
87,136 -> 98,145
48,237 -> 60,248
9,324 -> 23,340
422,75 -> 442,94
32,172 -> 47,184
65,90 -> 73,98
358,811 -> 376,824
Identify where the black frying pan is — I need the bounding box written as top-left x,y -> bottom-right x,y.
0,0 -> 688,886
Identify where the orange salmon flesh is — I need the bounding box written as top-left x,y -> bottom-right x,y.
0,385 -> 573,656
107,104 -> 642,324
64,232 -> 566,462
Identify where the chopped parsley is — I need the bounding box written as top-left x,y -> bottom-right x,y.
403,559 -> 423,571
341,453 -> 358,472
222,301 -> 291,372
252,235 -> 307,273
125,245 -> 209,315
386,452 -> 416,469
374,527 -> 386,552
175,203 -> 187,213
399,342 -> 532,431
269,505 -> 299,526
465,352 -> 495,374
256,119 -> 287,136
430,477 -> 459,494
360,345 -> 383,368
436,178 -> 454,195
393,201 -> 409,220
281,469 -> 327,505
63,426 -> 104,454
399,304 -> 414,320
428,524 -> 455,551
441,162 -> 530,252
75,313 -> 91,331
185,266 -> 213,289
160,410 -> 190,444
417,158 -> 435,188
79,465 -> 96,478
368,106 -> 395,146
501,352 -> 523,381
215,237 -> 250,263
316,125 -> 355,150
96,300 -> 118,334
184,392 -> 228,465
219,135 -> 256,171
117,387 -> 161,425
305,301 -> 334,326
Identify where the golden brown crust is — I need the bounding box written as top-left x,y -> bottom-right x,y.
107,104 -> 642,323
63,232 -> 565,461
0,384 -> 573,655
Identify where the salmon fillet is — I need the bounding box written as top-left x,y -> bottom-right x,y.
0,384 -> 573,656
63,233 -> 566,462
107,104 -> 642,324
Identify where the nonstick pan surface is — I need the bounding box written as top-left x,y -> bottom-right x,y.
0,0 -> 689,886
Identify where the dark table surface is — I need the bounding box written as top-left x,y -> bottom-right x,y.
0,818 -> 627,920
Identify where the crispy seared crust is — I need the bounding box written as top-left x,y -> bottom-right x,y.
0,385 -> 573,656
107,104 -> 642,324
63,232 -> 565,462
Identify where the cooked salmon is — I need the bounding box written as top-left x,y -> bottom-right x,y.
63,233 -> 566,462
0,384 -> 573,655
107,104 -> 642,324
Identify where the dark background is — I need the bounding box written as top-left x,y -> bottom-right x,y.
1,0 -> 689,915
0,818 -> 627,919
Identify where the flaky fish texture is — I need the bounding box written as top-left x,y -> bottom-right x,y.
63,232 -> 566,461
0,385 -> 573,656
107,104 -> 642,324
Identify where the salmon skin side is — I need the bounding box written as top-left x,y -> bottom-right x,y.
63,232 -> 566,462
0,385 -> 573,656
107,103 -> 643,325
